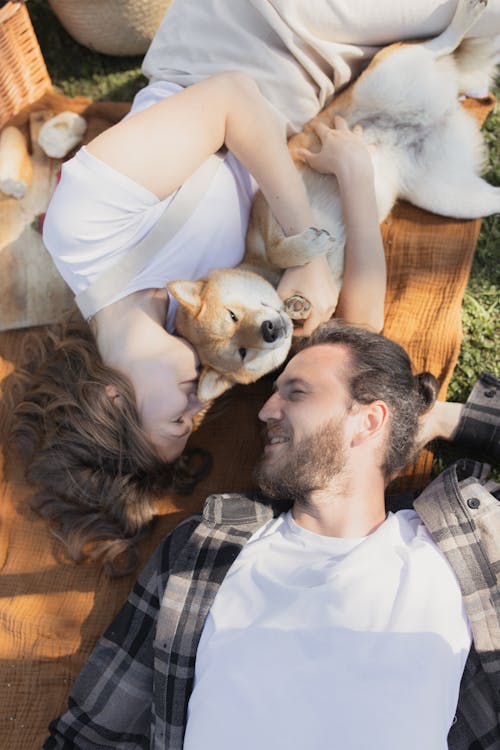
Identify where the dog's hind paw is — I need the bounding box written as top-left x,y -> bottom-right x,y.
284,294 -> 311,320
454,0 -> 488,27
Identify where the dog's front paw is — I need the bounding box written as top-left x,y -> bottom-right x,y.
284,294 -> 311,321
267,226 -> 335,268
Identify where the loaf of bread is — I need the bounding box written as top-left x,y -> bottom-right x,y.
0,126 -> 33,200
37,111 -> 87,159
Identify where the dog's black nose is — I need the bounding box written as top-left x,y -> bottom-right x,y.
261,319 -> 283,343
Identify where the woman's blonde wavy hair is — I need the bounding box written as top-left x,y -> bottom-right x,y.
10,314 -> 209,576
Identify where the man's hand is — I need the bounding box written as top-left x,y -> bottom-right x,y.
277,254 -> 339,337
291,114 -> 386,334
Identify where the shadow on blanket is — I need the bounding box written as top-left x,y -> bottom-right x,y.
0,91 -> 494,749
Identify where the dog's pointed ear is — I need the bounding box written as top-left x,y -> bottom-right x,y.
198,367 -> 234,402
167,280 -> 203,315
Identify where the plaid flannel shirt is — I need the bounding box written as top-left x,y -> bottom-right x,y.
42,457 -> 500,750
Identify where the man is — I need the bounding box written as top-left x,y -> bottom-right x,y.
42,322 -> 499,749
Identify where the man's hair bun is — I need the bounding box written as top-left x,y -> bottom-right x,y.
415,371 -> 439,414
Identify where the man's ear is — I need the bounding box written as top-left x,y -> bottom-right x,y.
167,280 -> 203,315
351,401 -> 389,446
198,367 -> 234,402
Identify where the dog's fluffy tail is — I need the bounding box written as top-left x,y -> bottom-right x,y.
454,36 -> 500,97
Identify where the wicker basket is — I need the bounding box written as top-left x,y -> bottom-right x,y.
47,0 -> 172,57
0,1 -> 52,129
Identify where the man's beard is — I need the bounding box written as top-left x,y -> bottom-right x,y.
254,417 -> 349,505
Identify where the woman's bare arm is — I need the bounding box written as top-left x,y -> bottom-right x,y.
87,71 -> 314,238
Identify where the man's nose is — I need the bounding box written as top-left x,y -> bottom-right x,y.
258,391 -> 282,422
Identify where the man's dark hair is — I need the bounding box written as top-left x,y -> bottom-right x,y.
297,321 -> 438,481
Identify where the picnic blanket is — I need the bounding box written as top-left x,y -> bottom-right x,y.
0,92 -> 494,749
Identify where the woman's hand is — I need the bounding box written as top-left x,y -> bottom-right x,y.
277,254 -> 339,337
294,116 -> 373,183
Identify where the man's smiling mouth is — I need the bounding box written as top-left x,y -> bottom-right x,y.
264,426 -> 291,448
268,435 -> 289,445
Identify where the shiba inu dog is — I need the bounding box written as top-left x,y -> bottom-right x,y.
169,268 -> 293,401
171,0 -> 499,402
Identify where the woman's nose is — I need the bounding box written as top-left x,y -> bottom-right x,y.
188,391 -> 204,415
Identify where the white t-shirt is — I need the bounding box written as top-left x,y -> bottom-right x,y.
42,81 -> 257,330
144,0 -> 500,134
184,509 -> 471,750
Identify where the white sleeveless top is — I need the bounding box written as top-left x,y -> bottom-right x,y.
42,81 -> 258,330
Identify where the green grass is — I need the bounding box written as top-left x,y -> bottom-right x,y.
449,101 -> 500,402
28,0 -> 147,101
27,0 -> 499,468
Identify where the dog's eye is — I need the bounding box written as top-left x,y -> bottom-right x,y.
228,309 -> 238,323
239,348 -> 247,361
